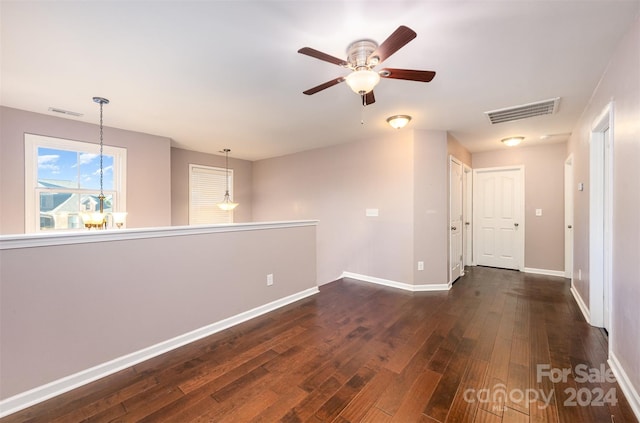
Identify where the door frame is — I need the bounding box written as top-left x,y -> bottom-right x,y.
463,164 -> 473,267
449,155 -> 464,283
473,165 -> 525,271
589,101 -> 614,331
564,155 -> 574,279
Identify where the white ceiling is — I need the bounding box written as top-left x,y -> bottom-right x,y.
2,1 -> 639,161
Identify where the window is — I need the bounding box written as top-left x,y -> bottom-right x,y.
189,164 -> 233,225
25,134 -> 127,232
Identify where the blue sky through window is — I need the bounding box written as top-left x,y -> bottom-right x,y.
38,147 -> 114,190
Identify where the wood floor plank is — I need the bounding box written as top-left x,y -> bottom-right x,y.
423,337 -> 476,421
446,357 -> 489,422
337,366 -> 396,422
390,369 -> 441,422
375,330 -> 445,416
2,267 -> 637,423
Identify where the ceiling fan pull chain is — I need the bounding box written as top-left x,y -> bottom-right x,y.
361,94 -> 365,125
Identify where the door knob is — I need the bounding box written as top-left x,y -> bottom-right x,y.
451,226 -> 457,231
465,222 -> 470,226
514,223 -> 519,227
568,225 -> 572,229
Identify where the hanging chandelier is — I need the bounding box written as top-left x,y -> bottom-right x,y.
81,97 -> 127,229
217,148 -> 238,211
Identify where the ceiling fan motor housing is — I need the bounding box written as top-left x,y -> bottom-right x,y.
347,39 -> 378,69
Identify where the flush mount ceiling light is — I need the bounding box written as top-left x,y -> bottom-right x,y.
501,136 -> 524,147
386,115 -> 412,129
217,148 -> 238,211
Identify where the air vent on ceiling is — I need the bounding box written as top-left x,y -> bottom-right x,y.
48,107 -> 83,117
485,97 -> 560,124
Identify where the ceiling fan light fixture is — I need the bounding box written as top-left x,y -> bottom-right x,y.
345,69 -> 380,94
501,136 -> 524,147
386,115 -> 412,129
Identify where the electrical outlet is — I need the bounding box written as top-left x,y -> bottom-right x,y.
536,208 -> 543,216
267,274 -> 274,286
417,261 -> 424,271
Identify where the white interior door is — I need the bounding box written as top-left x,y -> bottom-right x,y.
449,157 -> 463,282
564,156 -> 574,279
473,167 -> 524,270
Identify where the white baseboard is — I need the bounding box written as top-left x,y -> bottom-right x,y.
609,352 -> 640,421
341,272 -> 451,292
523,267 -> 566,277
0,287 -> 319,418
570,285 -> 591,324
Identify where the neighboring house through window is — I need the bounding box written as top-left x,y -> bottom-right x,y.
24,133 -> 127,232
189,164 -> 234,225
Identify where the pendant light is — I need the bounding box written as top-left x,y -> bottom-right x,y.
81,97 -> 109,228
81,97 -> 127,229
217,148 -> 238,211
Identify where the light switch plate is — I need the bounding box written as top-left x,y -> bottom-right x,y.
536,208 -> 542,216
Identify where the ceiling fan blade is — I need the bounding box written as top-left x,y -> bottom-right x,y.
364,90 -> 375,106
303,77 -> 346,95
379,68 -> 436,82
298,47 -> 348,67
368,26 -> 417,65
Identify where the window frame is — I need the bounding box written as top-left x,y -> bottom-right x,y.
24,133 -> 127,233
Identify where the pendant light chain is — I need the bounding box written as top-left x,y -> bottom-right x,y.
225,149 -> 230,193
99,100 -> 104,199
92,97 -> 109,215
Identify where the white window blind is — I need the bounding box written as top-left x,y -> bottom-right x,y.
189,164 -> 233,224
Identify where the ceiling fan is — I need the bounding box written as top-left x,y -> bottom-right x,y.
298,25 -> 436,106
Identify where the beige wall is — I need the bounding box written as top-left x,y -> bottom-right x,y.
0,107 -> 172,233
252,131 -> 419,285
568,16 -> 640,400
414,130 -> 450,285
170,147 -> 253,225
447,133 -> 472,167
472,142 -> 567,271
0,223 -> 317,400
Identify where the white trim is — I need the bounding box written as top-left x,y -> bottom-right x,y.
523,267 -> 566,277
0,286 -> 319,418
463,163 -> 473,267
570,285 -> 591,324
589,101 -> 614,329
449,155 -> 464,284
342,271 -> 451,292
0,220 -> 319,250
564,154 -> 574,279
609,353 -> 640,421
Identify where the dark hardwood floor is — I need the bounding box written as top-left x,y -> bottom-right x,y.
2,266 -> 637,422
